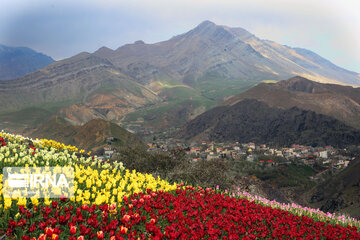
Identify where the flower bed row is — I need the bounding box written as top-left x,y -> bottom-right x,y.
6,187 -> 360,239
229,187 -> 360,229
1,131 -> 360,239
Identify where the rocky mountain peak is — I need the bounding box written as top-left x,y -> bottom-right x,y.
94,46 -> 114,57
190,20 -> 235,41
195,20 -> 217,30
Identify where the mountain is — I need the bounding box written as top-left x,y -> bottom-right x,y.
94,20 -> 360,130
0,52 -> 161,125
30,117 -> 144,151
177,98 -> 360,147
307,158 -> 360,218
224,76 -> 360,130
0,44 -> 54,80
95,20 -> 360,92
2,21 -> 360,133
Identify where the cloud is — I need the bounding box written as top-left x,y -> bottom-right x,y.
0,0 -> 359,71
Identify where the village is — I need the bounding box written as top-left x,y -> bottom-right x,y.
145,139 -> 356,170
97,132 -> 357,172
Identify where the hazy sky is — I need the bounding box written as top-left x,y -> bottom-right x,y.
1,0 -> 359,72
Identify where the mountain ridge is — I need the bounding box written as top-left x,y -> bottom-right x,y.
95,20 -> 360,88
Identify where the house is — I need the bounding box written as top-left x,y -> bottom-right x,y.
190,148 -> 201,154
104,148 -> 114,158
319,151 -> 328,159
246,155 -> 255,162
207,154 -> 218,160
275,150 -> 283,157
292,144 -> 300,150
266,160 -> 275,166
345,160 -> 351,167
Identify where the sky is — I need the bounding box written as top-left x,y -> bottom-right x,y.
1,0 -> 359,72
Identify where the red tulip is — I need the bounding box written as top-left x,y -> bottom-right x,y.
51,234 -> 59,240
81,205 -> 89,211
70,225 -> 77,235
45,227 -> 54,237
51,201 -> 58,209
77,236 -> 85,240
38,234 -> 46,240
120,226 -> 128,234
97,231 -> 104,240
122,214 -> 131,223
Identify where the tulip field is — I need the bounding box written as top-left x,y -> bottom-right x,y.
0,131 -> 359,239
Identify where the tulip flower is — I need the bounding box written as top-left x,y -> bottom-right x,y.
122,214 -> 131,223
70,225 -> 77,235
120,226 -> 128,234
45,227 -> 54,237
97,231 -> 104,240
51,234 -> 59,240
38,234 -> 46,240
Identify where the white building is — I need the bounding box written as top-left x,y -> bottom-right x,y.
319,151 -> 328,159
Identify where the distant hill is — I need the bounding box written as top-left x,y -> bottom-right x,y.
30,117 -> 144,151
0,44 -> 54,80
178,98 -> 360,147
224,76 -> 360,130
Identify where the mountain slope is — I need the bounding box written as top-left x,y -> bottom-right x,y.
307,158 -> 360,218
0,44 -> 54,80
224,76 -> 360,129
178,98 -> 360,147
30,117 -> 144,151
